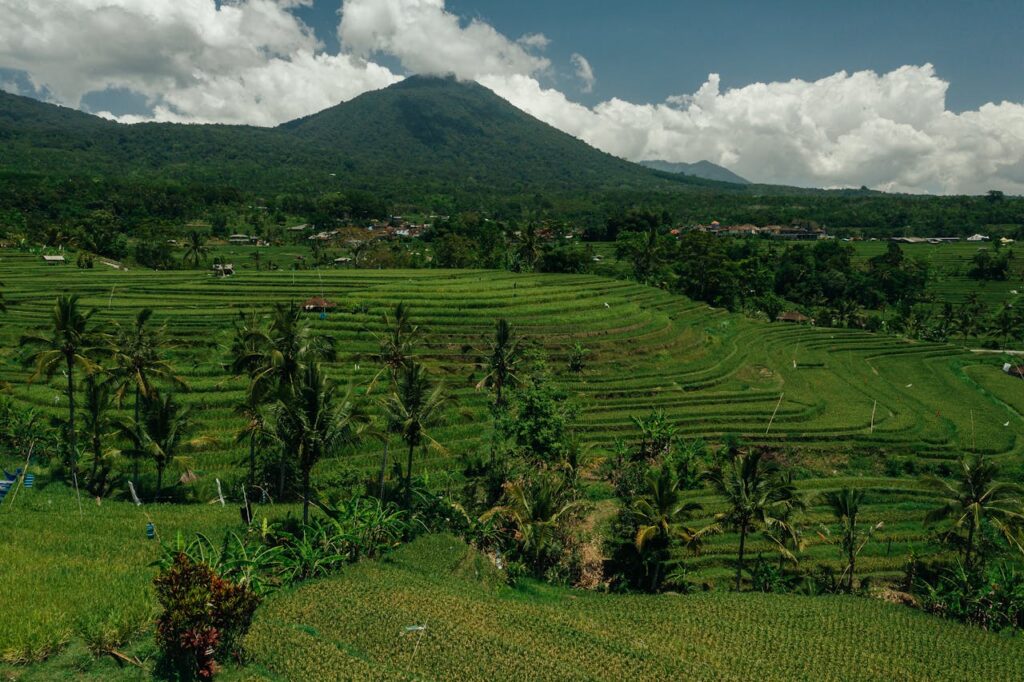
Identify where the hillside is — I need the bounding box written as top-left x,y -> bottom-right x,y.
641,159 -> 751,185
0,77 -> 708,197
243,534 -> 1024,681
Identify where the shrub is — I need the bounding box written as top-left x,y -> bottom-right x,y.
154,553 -> 260,680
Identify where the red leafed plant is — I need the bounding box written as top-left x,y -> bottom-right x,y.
154,553 -> 260,680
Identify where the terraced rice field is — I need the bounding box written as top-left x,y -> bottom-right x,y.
852,241 -> 1024,308
1,249 -> 1022,583
244,534 -> 1024,681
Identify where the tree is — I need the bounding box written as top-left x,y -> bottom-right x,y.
633,465 -> 711,591
820,487 -> 877,591
516,222 -> 542,272
182,230 -> 210,268
109,308 -> 185,483
269,363 -> 365,523
482,473 -> 578,576
923,454 -> 1024,569
235,390 -> 270,493
476,318 -> 525,407
381,362 -> 447,510
705,449 -> 802,591
121,392 -> 192,501
81,375 -> 117,496
243,303 -> 335,400
21,295 -> 102,481
369,302 -> 419,392
616,227 -> 672,285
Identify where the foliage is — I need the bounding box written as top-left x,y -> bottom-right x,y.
153,553 -> 260,680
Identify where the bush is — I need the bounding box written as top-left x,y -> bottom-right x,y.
154,553 -> 260,680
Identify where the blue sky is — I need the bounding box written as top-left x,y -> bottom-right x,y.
1,0 -> 1023,193
287,0 -> 1024,112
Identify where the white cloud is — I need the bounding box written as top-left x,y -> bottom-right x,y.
0,0 -> 1022,194
0,0 -> 400,125
483,65 -> 1024,194
339,0 -> 549,81
570,53 -> 595,93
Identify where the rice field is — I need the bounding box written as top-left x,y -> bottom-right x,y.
244,534 -> 1024,681
1,249 -> 1021,583
1,247 -> 1022,672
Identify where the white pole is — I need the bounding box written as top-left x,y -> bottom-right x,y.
870,401 -> 877,434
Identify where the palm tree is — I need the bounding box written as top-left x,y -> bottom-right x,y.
369,302 -> 419,392
705,449 -> 802,591
476,318 -> 524,407
923,454 -> 1024,568
820,487 -> 877,592
381,362 -> 447,510
109,309 -> 185,482
21,295 -> 102,479
246,303 -> 335,400
81,375 -> 117,495
269,363 -> 365,523
516,222 -> 541,272
121,392 -> 192,501
482,474 -> 578,575
182,230 -> 210,268
235,390 -> 271,493
633,465 -> 713,591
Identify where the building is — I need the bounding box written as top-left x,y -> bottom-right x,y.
42,255 -> 66,265
1004,363 -> 1024,380
777,311 -> 813,324
228,234 -> 251,245
212,263 -> 234,277
967,234 -> 990,242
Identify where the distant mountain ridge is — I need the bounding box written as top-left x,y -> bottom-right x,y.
640,159 -> 750,185
0,76 -> 735,197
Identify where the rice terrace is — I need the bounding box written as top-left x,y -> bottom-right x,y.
3,2 -> 1024,681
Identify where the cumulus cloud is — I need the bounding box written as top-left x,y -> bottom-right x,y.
570,53 -> 595,93
339,0 -> 549,81
0,0 -> 400,124
0,0 -> 1022,194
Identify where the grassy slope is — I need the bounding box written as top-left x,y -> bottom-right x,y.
245,534 -> 1024,681
1,249 -> 1021,585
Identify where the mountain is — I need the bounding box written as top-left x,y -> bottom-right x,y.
0,77 -> 721,197
640,159 -> 750,185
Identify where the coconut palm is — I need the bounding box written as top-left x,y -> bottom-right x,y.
923,454 -> 1024,568
705,449 -> 802,591
81,375 -> 117,496
109,309 -> 185,416
182,230 -> 210,268
482,473 -> 578,575
108,309 -> 185,482
380,362 -> 447,510
269,363 -> 366,523
820,487 -> 879,591
120,392 -> 192,501
516,222 -> 541,271
244,303 -> 335,400
368,302 -> 419,393
633,465 -> 713,591
235,390 -> 271,493
21,295 -> 103,479
476,318 -> 525,407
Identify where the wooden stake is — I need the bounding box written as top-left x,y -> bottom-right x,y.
870,400 -> 877,434
765,393 -> 785,435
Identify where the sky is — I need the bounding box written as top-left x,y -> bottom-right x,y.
1,0 -> 1023,194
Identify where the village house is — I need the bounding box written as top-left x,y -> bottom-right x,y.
212,263 -> 234,277
42,254 -> 66,265
1003,363 -> 1024,380
777,311 -> 813,324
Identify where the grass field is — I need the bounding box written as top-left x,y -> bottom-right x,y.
244,534 -> 1024,681
2,248 -> 1022,583
851,241 -> 1024,310
2,247 -> 1023,672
